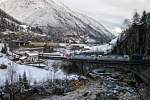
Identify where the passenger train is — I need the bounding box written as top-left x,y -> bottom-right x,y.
96,55 -> 130,61
70,54 -> 150,62
96,55 -> 150,61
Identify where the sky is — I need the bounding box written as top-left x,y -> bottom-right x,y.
63,0 -> 150,33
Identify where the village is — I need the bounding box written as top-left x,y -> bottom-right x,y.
0,39 -> 82,67
0,36 -> 112,68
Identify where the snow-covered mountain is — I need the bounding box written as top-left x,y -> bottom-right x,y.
0,0 -> 115,43
0,8 -> 42,34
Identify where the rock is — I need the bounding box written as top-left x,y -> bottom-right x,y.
0,64 -> 7,69
89,94 -> 96,100
52,88 -> 64,95
82,91 -> 91,97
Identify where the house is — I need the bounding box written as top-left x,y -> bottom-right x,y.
10,51 -> 22,61
20,51 -> 39,64
8,40 -> 30,50
69,44 -> 84,50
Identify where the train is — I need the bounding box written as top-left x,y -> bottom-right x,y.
40,51 -> 150,62
96,55 -> 150,62
94,55 -> 130,61
69,54 -> 130,61
130,55 -> 150,62
70,54 -> 150,62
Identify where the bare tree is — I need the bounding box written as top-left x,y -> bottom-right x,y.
5,62 -> 18,100
7,62 -> 18,85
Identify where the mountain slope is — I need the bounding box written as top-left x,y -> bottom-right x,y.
0,8 -> 23,32
0,7 -> 42,34
0,0 -> 115,43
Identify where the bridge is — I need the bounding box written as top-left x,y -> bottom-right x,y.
39,54 -> 150,85
39,54 -> 150,65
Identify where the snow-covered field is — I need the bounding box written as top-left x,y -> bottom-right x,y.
79,38 -> 118,53
0,55 -> 78,86
59,38 -> 118,54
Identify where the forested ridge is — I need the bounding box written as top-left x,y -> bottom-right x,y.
112,11 -> 150,55
0,8 -> 22,32
0,8 -> 42,34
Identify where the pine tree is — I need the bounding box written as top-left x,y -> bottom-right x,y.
1,44 -> 7,54
132,11 -> 141,25
22,72 -> 28,89
141,10 -> 147,23
5,79 -> 9,89
18,74 -> 22,85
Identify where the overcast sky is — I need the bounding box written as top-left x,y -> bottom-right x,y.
63,0 -> 150,32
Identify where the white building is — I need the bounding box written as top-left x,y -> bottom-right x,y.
20,51 -> 39,63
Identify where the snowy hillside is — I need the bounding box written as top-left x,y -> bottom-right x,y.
0,0 -> 115,43
0,8 -> 23,32
0,8 -> 42,33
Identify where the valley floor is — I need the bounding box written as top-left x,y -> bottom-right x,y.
36,70 -> 148,100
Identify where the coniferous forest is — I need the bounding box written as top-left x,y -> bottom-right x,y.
112,11 -> 150,55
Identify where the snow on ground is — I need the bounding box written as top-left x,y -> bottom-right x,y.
0,55 -> 78,86
58,38 -> 118,55
91,44 -> 112,52
82,38 -> 118,53
109,37 -> 118,45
